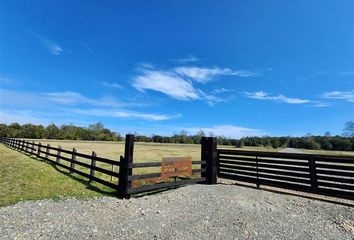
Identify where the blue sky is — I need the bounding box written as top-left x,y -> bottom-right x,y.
0,0 -> 353,138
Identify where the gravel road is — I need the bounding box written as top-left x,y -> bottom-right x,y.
1,183 -> 353,240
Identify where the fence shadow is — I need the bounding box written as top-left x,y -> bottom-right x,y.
20,150 -> 118,197
218,181 -> 354,208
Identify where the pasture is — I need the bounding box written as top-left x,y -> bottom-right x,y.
1,139 -> 353,207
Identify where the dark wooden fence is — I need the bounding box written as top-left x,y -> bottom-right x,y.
1,135 -> 217,198
3,136 -> 352,200
118,135 -> 217,198
217,149 -> 354,200
1,137 -> 121,190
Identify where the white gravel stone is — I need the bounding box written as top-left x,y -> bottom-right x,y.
0,183 -> 353,240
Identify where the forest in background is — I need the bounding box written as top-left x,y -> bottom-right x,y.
0,121 -> 353,151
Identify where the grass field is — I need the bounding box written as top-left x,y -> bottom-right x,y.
0,144 -> 104,207
1,139 -> 353,207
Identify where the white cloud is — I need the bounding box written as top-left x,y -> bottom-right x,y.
132,64 -> 256,104
211,88 -> 234,94
174,55 -> 201,63
0,75 -> 20,85
102,82 -> 122,89
30,31 -> 64,55
0,109 -> 92,126
185,124 -> 266,139
45,91 -> 124,107
132,69 -> 201,100
244,91 -> 311,104
0,88 -> 180,122
67,108 -> 182,121
175,66 -> 258,83
321,91 -> 354,103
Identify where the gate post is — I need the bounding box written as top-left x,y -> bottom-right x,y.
201,137 -> 218,184
118,134 -> 134,198
308,156 -> 318,192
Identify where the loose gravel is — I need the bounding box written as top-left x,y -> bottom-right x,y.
1,183 -> 353,240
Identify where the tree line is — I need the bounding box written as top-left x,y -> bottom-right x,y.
0,121 -> 353,151
0,122 -> 121,141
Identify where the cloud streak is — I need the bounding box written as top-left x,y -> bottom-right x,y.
102,82 -> 122,89
244,91 -> 311,104
67,108 -> 182,121
321,91 -> 354,103
173,55 -> 201,63
30,31 -> 64,55
175,66 -> 258,83
133,68 -> 201,101
132,63 -> 256,104
185,124 -> 266,139
1,88 -> 179,121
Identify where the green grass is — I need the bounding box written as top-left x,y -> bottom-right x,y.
0,145 -> 107,207
1,140 -> 353,207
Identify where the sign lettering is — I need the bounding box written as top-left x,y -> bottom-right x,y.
161,157 -> 192,178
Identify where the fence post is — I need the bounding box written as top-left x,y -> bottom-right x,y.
70,148 -> 76,173
118,134 -> 134,198
256,153 -> 260,188
37,143 -> 41,158
201,137 -> 218,184
31,141 -> 35,154
56,146 -> 62,164
201,137 -> 208,181
308,156 -> 318,192
45,144 -> 50,159
89,151 -> 97,183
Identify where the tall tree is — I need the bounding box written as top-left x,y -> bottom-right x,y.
343,121 -> 354,137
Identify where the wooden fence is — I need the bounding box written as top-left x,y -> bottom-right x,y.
218,149 -> 354,200
1,135 -> 217,198
2,136 -> 353,200
1,137 -> 121,190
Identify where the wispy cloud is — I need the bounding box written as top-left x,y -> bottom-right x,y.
0,88 -> 179,122
321,91 -> 354,103
45,91 -> 124,107
102,82 -> 122,89
133,68 -> 201,101
30,31 -> 64,55
173,55 -> 201,63
211,88 -> 234,94
311,102 -> 331,108
175,66 -> 258,83
80,42 -> 94,54
0,75 -> 20,85
132,64 -> 256,104
67,108 -> 182,121
185,124 -> 266,139
244,91 -> 311,104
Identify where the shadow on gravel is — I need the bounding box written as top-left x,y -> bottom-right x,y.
218,181 -> 354,208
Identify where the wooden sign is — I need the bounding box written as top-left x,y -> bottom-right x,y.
161,157 -> 192,178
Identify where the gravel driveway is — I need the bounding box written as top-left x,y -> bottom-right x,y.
1,183 -> 353,240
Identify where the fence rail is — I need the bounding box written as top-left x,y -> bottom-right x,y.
218,149 -> 354,200
116,135 -> 216,198
1,137 -> 121,190
2,136 -> 353,200
1,136 -> 216,198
